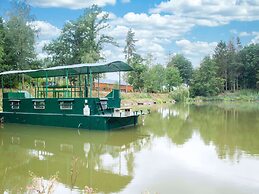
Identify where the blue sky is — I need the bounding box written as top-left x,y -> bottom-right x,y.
1,0 -> 259,67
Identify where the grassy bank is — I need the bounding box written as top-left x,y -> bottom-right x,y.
121,92 -> 171,106
189,90 -> 259,103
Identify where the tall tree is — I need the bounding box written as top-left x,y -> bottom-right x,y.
127,54 -> 147,91
124,28 -> 137,64
190,56 -> 224,97
238,44 -> 259,89
0,17 -> 5,68
213,41 -> 228,90
166,66 -> 182,92
4,1 -> 36,70
44,5 -> 116,66
144,64 -> 166,92
167,54 -> 193,84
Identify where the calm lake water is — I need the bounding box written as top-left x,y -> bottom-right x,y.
1,103 -> 259,194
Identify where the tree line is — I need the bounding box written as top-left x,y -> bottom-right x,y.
0,1 -> 258,97
125,29 -> 259,96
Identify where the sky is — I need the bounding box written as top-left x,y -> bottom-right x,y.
0,0 -> 259,68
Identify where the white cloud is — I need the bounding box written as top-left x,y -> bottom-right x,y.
28,0 -> 116,9
250,32 -> 259,44
176,39 -> 218,67
30,21 -> 61,59
150,0 -> 259,27
230,30 -> 259,44
104,12 -> 197,64
30,21 -> 61,40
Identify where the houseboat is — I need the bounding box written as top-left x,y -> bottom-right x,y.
0,61 -> 139,130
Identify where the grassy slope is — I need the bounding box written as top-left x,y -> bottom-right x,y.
191,90 -> 259,102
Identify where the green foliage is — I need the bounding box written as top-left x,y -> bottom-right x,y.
144,64 -> 166,92
126,54 -> 147,91
124,28 -> 137,63
169,84 -> 189,102
0,17 -> 4,66
190,56 -> 224,97
238,43 -> 259,89
0,1 -> 38,88
166,66 -> 182,92
167,54 -> 193,84
44,5 -> 116,66
213,40 -> 228,89
4,1 -> 36,70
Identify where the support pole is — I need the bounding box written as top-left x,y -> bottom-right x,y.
119,71 -> 121,98
79,74 -> 82,97
36,78 -> 39,98
1,76 -> 4,95
22,74 -> 24,90
9,78 -> 12,92
19,75 -> 22,92
98,73 -> 100,98
53,77 -> 56,98
29,76 -> 31,95
66,69 -> 69,98
89,68 -> 92,98
45,72 -> 48,98
85,74 -> 88,98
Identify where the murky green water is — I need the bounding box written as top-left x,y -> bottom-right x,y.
1,103 -> 259,194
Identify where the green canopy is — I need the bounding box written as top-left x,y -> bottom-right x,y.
0,61 -> 133,78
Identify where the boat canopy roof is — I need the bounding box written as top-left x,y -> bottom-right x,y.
0,61 -> 133,78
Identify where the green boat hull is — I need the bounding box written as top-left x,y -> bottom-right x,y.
0,112 -> 139,130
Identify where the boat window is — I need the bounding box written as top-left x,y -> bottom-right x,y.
60,101 -> 73,110
34,101 -> 45,109
10,101 -> 20,110
100,98 -> 108,110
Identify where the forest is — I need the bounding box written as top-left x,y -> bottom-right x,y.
0,1 -> 258,98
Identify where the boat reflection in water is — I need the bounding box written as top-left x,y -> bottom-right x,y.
0,124 -> 149,193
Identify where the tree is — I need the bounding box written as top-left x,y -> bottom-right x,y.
213,41 -> 228,90
124,28 -> 137,64
0,17 -> 5,68
144,64 -> 166,92
190,56 -> 224,97
238,44 -> 259,89
44,5 -> 116,66
166,66 -> 182,92
167,54 -> 193,84
4,1 -> 36,70
127,54 -> 147,91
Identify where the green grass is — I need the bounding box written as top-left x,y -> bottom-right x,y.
121,92 -> 171,105
189,89 -> 259,103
